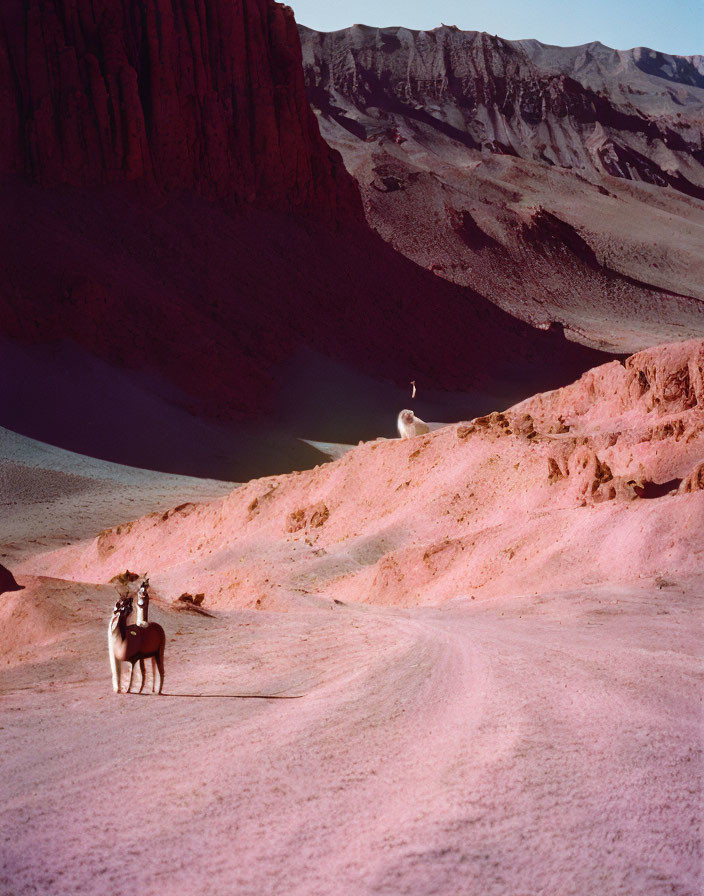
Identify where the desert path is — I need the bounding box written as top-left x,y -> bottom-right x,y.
1,585 -> 701,896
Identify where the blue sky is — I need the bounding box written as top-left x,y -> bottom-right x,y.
290,0 -> 703,57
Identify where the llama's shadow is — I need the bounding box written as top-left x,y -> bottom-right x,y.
135,692 -> 305,699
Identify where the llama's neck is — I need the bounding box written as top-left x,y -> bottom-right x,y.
109,613 -> 127,644
136,601 -> 149,626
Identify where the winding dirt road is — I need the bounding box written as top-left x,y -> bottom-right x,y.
1,583 -> 701,895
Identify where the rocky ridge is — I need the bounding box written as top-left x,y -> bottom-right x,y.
23,339 -> 704,607
301,26 -> 703,192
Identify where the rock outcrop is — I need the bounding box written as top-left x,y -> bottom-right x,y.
0,563 -> 24,595
517,339 -> 704,423
679,461 -> 704,493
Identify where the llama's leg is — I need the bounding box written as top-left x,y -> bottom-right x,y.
127,662 -> 135,693
138,659 -> 146,694
151,657 -> 157,693
156,644 -> 165,695
109,646 -> 121,693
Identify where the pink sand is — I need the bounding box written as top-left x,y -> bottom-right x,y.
1,577 -> 701,895
2,339 -> 703,894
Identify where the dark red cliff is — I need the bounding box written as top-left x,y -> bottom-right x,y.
0,2 -> 610,477
0,0 -> 360,218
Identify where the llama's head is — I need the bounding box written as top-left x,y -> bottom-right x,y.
113,596 -> 133,617
137,578 -> 150,609
400,409 -> 414,424
110,596 -> 132,633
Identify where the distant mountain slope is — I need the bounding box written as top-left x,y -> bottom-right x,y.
300,25 -> 704,353
516,40 -> 704,118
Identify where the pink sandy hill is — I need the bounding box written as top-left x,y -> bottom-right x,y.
21,338 -> 704,609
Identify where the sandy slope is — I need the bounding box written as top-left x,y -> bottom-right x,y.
1,340 -> 702,895
0,579 -> 701,895
22,341 -> 704,610
0,426 -> 233,565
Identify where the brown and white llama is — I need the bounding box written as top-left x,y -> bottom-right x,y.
108,596 -> 165,694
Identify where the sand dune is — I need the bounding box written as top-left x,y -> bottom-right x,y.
0,425 -> 232,565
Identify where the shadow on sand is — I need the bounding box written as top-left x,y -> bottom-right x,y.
152,692 -> 306,699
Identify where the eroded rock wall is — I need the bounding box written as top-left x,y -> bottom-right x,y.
0,0 -> 361,218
